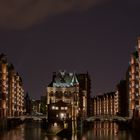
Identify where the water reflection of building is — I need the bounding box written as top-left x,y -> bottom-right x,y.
93,122 -> 118,137
46,70 -> 90,130
0,54 -> 25,118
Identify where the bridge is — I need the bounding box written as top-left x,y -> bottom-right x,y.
8,114 -> 131,122
8,114 -> 47,121
86,115 -> 131,122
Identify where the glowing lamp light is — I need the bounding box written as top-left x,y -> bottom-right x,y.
54,123 -> 57,127
60,113 -> 66,120
52,106 -> 55,110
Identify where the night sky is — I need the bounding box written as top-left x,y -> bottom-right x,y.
0,0 -> 140,99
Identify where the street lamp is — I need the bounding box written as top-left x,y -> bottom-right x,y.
60,113 -> 65,120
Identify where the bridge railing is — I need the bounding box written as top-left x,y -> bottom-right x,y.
86,115 -> 130,122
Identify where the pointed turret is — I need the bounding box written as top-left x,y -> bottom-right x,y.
71,73 -> 79,86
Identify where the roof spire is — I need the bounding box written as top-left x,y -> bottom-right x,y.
71,72 -> 79,86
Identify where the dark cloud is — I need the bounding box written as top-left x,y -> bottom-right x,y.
0,0 -> 109,30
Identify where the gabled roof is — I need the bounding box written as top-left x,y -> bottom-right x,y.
48,70 -> 79,88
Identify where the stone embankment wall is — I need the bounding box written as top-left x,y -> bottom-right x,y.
0,118 -> 7,132
0,118 -> 23,132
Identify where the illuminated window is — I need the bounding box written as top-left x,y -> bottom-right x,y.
52,106 -> 55,110
131,57 -> 134,64
131,66 -> 135,73
132,75 -> 135,80
136,84 -> 139,88
56,107 -> 59,110
136,75 -> 139,79
61,107 -> 64,110
60,113 -> 65,119
54,123 -> 57,127
132,81 -> 135,87
132,88 -> 135,93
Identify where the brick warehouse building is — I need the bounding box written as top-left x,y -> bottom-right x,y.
0,54 -> 24,118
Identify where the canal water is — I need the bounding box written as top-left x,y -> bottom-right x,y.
0,121 -> 139,140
